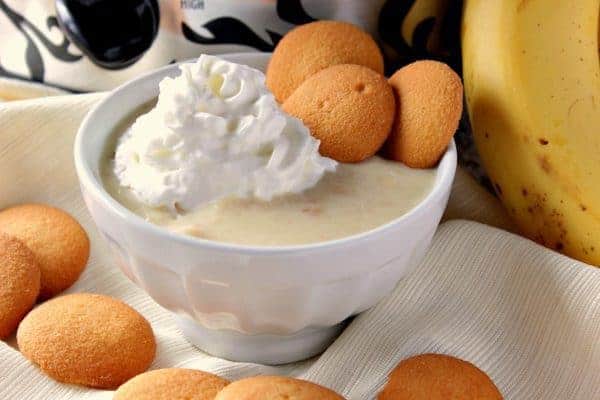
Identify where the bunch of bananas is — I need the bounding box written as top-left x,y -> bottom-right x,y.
462,0 -> 600,265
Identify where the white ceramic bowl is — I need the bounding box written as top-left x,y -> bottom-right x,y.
74,52 -> 456,364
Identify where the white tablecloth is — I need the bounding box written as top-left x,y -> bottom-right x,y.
0,85 -> 598,400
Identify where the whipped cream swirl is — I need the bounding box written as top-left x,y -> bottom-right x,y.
114,55 -> 336,212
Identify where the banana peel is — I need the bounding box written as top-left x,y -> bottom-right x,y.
462,0 -> 600,265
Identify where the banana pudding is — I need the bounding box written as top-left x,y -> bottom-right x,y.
101,55 -> 436,246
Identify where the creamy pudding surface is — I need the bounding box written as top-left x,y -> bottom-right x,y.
102,55 -> 436,246
103,151 -> 435,246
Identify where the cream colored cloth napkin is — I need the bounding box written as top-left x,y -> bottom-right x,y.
1,91 -> 599,400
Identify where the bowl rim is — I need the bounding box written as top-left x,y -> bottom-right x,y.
74,52 -> 457,255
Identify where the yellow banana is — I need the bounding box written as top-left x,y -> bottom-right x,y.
462,0 -> 600,265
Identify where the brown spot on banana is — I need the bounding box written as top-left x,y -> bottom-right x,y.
494,182 -> 503,196
538,155 -> 552,173
517,0 -> 534,12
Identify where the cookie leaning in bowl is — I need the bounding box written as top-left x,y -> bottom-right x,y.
266,20 -> 384,103
17,293 -> 156,389
114,368 -> 229,400
378,354 -> 503,400
0,233 -> 40,339
0,204 -> 90,299
385,60 -> 463,169
283,64 -> 396,163
214,376 -> 345,400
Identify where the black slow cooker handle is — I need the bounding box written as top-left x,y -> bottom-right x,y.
55,0 -> 160,70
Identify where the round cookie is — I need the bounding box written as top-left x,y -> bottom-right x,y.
378,354 -> 503,400
17,293 -> 156,389
385,60 -> 463,168
0,233 -> 40,339
114,368 -> 229,400
0,204 -> 90,299
214,376 -> 345,400
267,20 -> 384,103
283,64 -> 395,163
